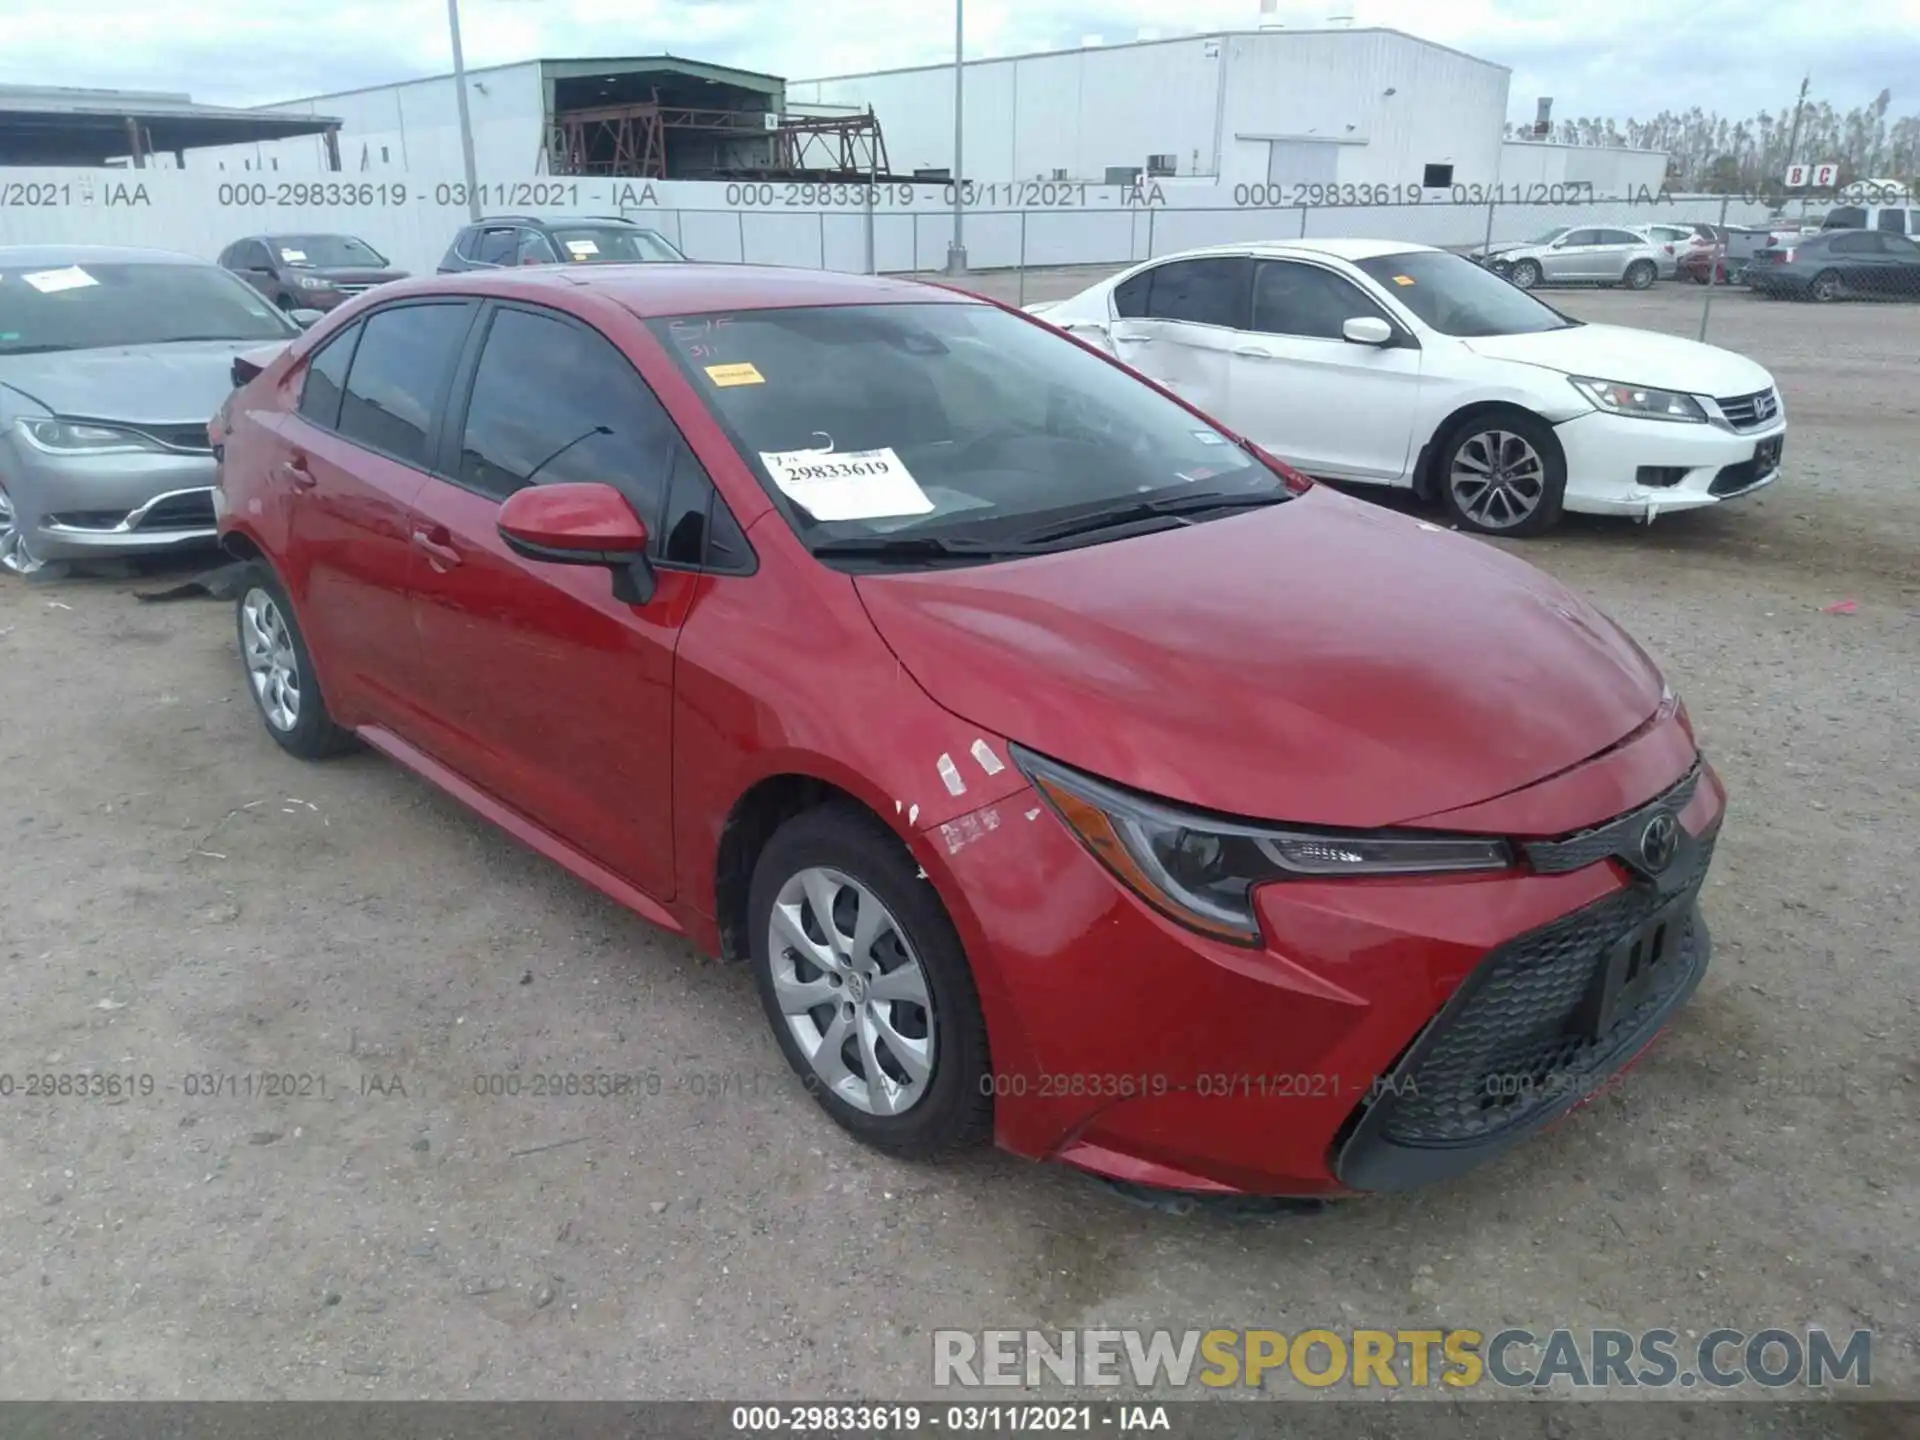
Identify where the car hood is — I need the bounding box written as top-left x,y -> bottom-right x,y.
1461,322 -> 1773,395
1472,240 -> 1536,259
0,340 -> 283,424
854,489 -> 1666,828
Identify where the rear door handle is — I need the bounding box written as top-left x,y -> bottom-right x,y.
411,527 -> 463,570
277,456 -> 317,490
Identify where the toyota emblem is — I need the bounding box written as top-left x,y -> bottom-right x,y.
1639,812 -> 1680,873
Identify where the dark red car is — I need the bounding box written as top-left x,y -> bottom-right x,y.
213,263 -> 1726,1197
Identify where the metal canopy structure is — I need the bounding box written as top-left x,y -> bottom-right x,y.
546,96 -> 897,181
0,85 -> 342,168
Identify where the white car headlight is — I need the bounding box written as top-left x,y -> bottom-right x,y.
1569,377 -> 1708,424
16,418 -> 167,455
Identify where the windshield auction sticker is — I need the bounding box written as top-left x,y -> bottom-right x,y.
759,446 -> 935,522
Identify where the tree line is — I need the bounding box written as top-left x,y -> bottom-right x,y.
1504,90 -> 1920,195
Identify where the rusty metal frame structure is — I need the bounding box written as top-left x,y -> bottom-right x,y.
545,94 -> 897,181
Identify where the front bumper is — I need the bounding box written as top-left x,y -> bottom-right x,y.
1555,408 -> 1787,518
926,708 -> 1726,1195
1,439 -> 220,562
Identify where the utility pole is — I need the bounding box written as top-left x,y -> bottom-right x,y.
1783,74 -> 1810,173
448,0 -> 483,221
945,0 -> 968,275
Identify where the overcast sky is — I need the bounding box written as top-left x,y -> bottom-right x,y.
1,0 -> 1914,126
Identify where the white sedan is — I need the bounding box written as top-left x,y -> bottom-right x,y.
1025,239 -> 1785,536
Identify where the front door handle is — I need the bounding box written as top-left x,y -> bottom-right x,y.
1111,333 -> 1145,344
277,455 -> 317,490
1233,344 -> 1274,359
411,527 -> 463,570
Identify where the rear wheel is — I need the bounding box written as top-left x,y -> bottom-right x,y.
1507,259 -> 1541,290
748,805 -> 991,1158
1624,259 -> 1657,290
236,566 -> 358,759
1438,411 -> 1566,538
1809,269 -> 1842,303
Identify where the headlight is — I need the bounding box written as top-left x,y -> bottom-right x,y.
16,418 -> 166,455
292,273 -> 328,290
1013,746 -> 1514,944
1569,376 -> 1708,423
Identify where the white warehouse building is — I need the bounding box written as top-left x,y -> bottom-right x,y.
788,28 -> 1668,195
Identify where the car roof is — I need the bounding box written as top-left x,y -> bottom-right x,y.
1151,237 -> 1443,265
367,262 -> 977,318
0,243 -> 206,267
473,214 -> 645,228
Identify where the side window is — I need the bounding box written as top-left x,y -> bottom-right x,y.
1598,229 -> 1643,246
337,303 -> 474,466
453,227 -> 481,260
518,230 -> 560,265
475,227 -> 518,266
455,306 -> 680,533
1830,232 -> 1875,255
297,321 -> 361,430
656,444 -> 750,570
247,241 -> 274,269
1875,209 -> 1907,234
217,243 -> 237,267
1562,229 -> 1602,246
1251,261 -> 1390,340
1143,257 -> 1250,328
1113,269 -> 1152,318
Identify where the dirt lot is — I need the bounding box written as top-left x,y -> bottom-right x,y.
0,282 -> 1915,1418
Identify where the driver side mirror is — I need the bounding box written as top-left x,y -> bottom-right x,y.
1342,316 -> 1395,347
497,482 -> 657,605
289,308 -> 325,330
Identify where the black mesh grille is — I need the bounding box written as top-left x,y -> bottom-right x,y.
134,491 -> 217,531
1366,834 -> 1715,1149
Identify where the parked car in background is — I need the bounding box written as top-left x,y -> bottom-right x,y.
1677,226 -> 1774,285
1820,202 -> 1920,238
1747,228 -> 1920,301
1028,240 -> 1784,535
219,234 -> 408,312
213,261 -> 1729,1197
1632,223 -> 1697,279
0,244 -> 301,575
436,215 -> 686,273
1470,225 -> 1664,290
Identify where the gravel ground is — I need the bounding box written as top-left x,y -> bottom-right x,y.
0,282 -> 1914,1421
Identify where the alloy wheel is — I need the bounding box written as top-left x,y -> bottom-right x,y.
1509,261 -> 1540,290
1810,271 -> 1840,302
0,484 -> 42,576
240,587 -> 302,731
768,866 -> 935,1116
1449,429 -> 1548,531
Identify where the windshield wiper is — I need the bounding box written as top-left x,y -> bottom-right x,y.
809,534 -> 1049,563
1011,489 -> 1290,545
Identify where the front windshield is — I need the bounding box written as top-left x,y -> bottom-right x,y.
651,302 -> 1272,549
549,226 -> 684,263
271,234 -> 387,268
1527,227 -> 1572,245
1355,251 -> 1578,338
0,261 -> 297,354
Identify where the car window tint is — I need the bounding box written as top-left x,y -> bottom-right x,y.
1562,230 -> 1602,246
1598,229 -> 1642,246
298,322 -> 360,430
1824,207 -> 1866,229
1143,257 -> 1249,327
518,230 -> 559,264
1113,270 -> 1151,318
1251,260 -> 1386,340
475,228 -> 517,265
456,306 -> 680,529
337,303 -> 472,466
1884,233 -> 1920,258
1875,209 -> 1907,234
655,444 -> 745,568
1830,232 -> 1875,254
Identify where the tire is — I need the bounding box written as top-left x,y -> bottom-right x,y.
0,479 -> 42,576
1809,269 -> 1842,303
748,804 -> 992,1158
1507,259 -> 1541,290
235,564 -> 358,759
1436,411 -> 1567,538
1624,260 -> 1657,291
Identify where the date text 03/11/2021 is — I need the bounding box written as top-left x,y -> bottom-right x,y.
729,1404 -> 1174,1433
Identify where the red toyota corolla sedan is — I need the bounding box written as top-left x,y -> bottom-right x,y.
212,262 -> 1726,1197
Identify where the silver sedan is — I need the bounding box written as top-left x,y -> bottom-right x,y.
0,244 -> 308,575
1471,224 -> 1666,291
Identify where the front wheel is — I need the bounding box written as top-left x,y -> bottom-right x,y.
749,805 -> 991,1158
1507,259 -> 1542,290
0,481 -> 44,576
1624,260 -> 1657,290
1438,413 -> 1567,538
1809,269 -> 1842,303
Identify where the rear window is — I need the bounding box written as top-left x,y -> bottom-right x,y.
648,302 -> 1266,546
1822,207 -> 1867,230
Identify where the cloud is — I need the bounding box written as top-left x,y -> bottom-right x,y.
0,0 -> 1908,126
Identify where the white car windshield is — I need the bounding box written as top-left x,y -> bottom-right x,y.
1355,252 -> 1580,338
0,261 -> 298,354
652,302 -> 1280,555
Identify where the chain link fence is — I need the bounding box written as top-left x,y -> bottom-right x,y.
624,191 -> 1918,343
